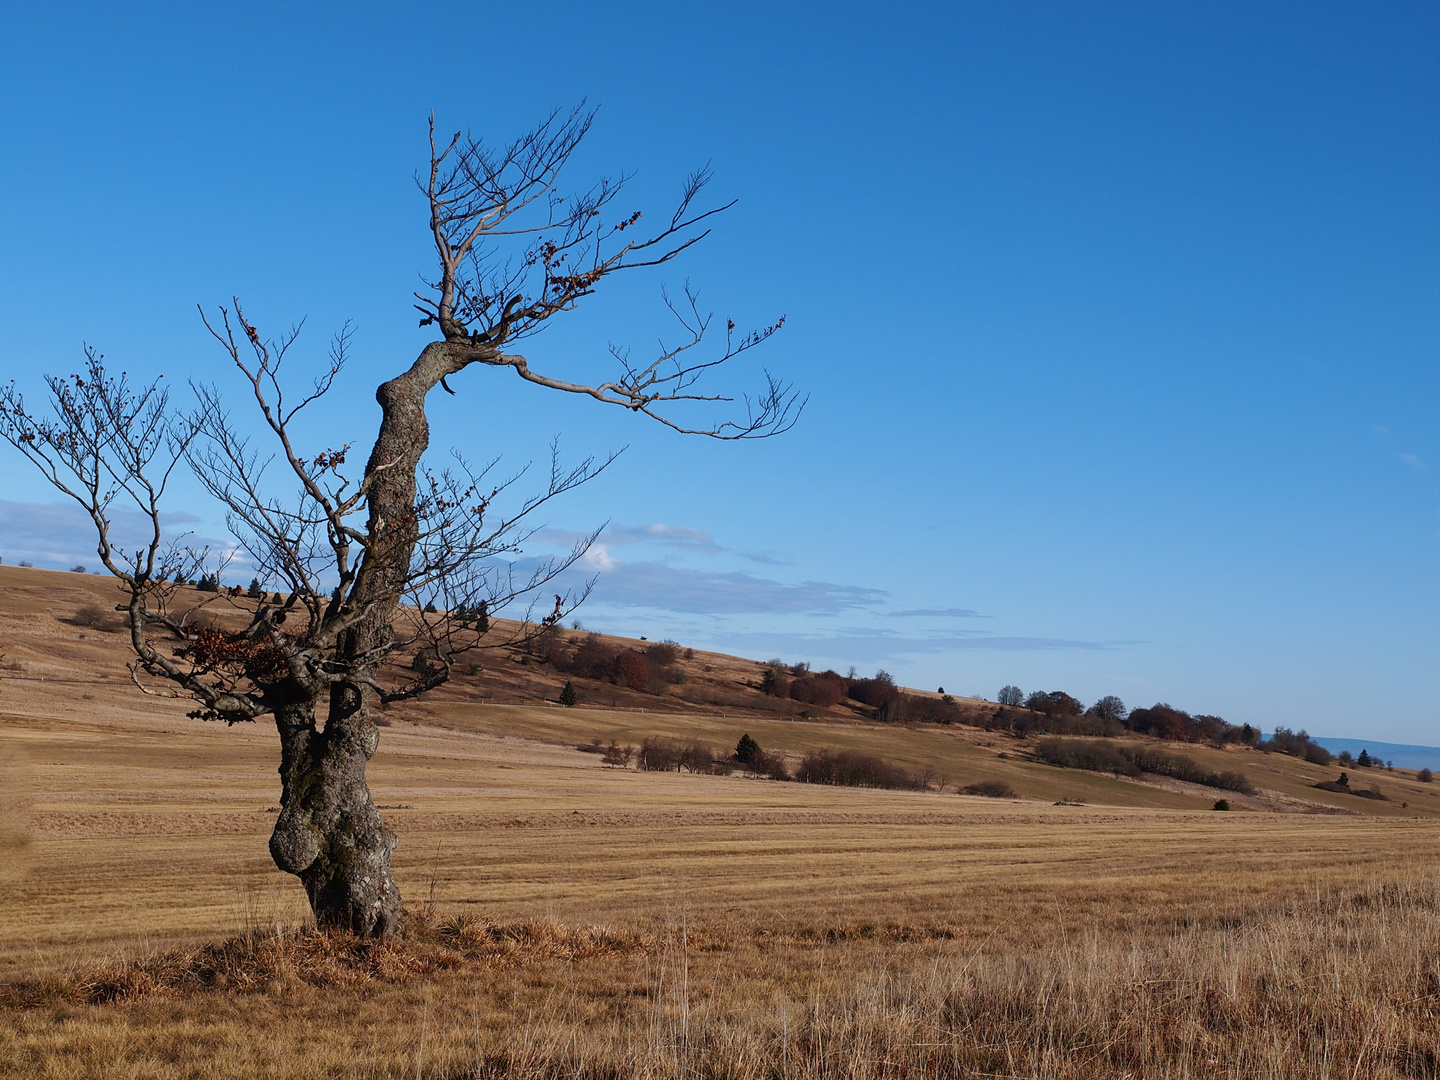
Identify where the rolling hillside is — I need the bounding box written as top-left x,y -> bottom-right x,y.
1,562 -> 1434,819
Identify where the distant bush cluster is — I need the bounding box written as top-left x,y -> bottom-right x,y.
1126,704 -> 1242,745
841,671 -> 989,725
961,780 -> 1015,799
597,733 -> 964,793
1031,738 -> 1137,776
985,707 -> 1122,738
1262,727 -> 1333,765
794,748 -> 928,791
557,633 -> 685,696
987,687 -> 1276,750
760,662 -> 849,708
1314,772 -> 1387,800
733,733 -> 790,780
1339,748 -> 1392,769
635,738 -> 732,775
1032,738 -> 1252,793
1122,745 -> 1253,793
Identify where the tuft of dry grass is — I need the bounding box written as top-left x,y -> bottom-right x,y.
3,870 -> 1439,1078
2,911 -> 648,1009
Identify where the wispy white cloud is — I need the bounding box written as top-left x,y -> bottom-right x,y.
1372,426 -> 1426,470
699,627 -> 1118,666
888,607 -> 987,619
606,522 -> 716,548
534,522 -> 794,566
573,557 -> 887,615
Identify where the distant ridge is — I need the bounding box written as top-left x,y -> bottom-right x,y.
1312,738 -> 1440,771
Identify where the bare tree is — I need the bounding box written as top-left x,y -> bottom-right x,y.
0,106 -> 801,936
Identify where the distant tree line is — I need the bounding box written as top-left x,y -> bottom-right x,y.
1031,738 -> 1253,793
519,631 -> 1353,769
988,687 -> 1341,760
599,733 -> 957,794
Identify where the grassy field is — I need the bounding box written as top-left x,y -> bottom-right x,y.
2,564 -> 1439,1077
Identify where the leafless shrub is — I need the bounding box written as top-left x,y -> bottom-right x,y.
961,780 -> 1015,798
601,742 -> 633,767
795,748 -> 927,790
65,604 -> 116,631
565,633 -> 617,680
614,651 -> 654,693
789,670 -> 846,707
637,738 -> 730,774
645,641 -> 680,668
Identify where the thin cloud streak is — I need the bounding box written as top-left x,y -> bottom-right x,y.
576,555 -> 888,615
697,628 -> 1117,666
534,522 -> 797,567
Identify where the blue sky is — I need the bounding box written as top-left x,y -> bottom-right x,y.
0,2 -> 1435,743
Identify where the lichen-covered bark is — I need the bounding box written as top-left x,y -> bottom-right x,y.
268,694 -> 400,936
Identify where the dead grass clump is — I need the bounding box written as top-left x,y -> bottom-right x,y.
5,874 -> 1440,1077
2,913 -> 647,1008
452,872 -> 1440,1080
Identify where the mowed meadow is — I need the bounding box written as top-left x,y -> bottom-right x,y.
1,564 -> 1439,1078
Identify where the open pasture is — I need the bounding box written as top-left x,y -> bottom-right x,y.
2,565 -> 1439,1077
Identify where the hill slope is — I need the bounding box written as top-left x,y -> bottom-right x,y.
1,563 -> 1435,819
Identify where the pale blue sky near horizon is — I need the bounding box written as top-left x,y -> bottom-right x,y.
0,3 -> 1435,744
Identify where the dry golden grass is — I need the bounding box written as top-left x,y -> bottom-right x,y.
3,868 -> 1439,1077
3,563 -> 1440,1077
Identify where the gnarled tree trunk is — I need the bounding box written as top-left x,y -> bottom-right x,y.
266,344 -> 462,935
267,346 -> 466,936
267,692 -> 400,936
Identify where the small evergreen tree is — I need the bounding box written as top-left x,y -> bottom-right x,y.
247,578 -> 263,598
735,733 -> 760,764
1357,749 -> 1372,767
560,681 -> 577,707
